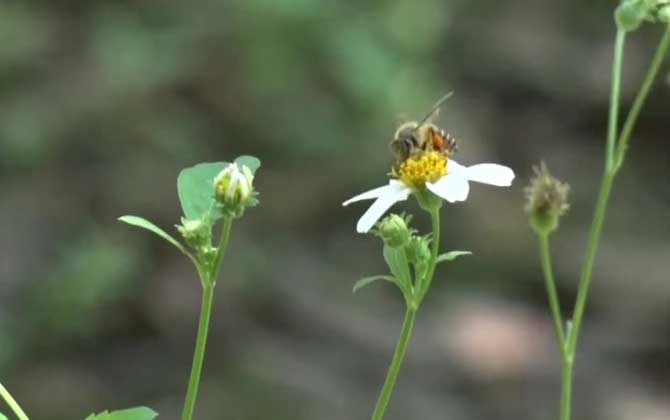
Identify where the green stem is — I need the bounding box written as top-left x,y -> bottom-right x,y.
0,383 -> 30,420
566,174 -> 615,355
614,25 -> 670,171
538,234 -> 566,352
554,26 -> 669,420
560,358 -> 574,420
181,218 -> 234,420
567,26 -> 670,356
369,308 -> 417,420
419,208 -> 441,303
606,30 -> 626,171
181,284 -> 215,420
210,217 -> 234,286
370,206 -> 441,420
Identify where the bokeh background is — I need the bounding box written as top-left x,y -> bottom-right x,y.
1,1 -> 668,419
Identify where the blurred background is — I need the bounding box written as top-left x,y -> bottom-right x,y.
0,0 -> 668,419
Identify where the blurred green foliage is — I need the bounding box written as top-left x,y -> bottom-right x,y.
0,1 -> 668,420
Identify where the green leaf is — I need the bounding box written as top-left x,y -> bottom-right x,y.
436,251 -> 472,264
235,155 -> 261,174
118,215 -> 188,255
84,407 -> 158,420
177,161 -> 228,220
353,275 -> 397,293
0,412 -> 7,420
383,245 -> 412,292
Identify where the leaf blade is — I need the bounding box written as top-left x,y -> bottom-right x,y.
353,275 -> 397,293
118,215 -> 187,254
84,407 -> 158,420
436,250 -> 472,264
234,155 -> 261,174
177,161 -> 228,221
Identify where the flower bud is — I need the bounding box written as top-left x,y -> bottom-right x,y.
214,163 -> 254,208
658,5 -> 670,23
615,0 -> 649,31
177,218 -> 209,248
375,214 -> 411,248
405,236 -> 431,266
524,163 -> 570,236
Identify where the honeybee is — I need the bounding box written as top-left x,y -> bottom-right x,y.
391,93 -> 459,163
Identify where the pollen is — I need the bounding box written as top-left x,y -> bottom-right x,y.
397,151 -> 447,187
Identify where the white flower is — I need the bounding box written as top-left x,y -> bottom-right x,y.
214,162 -> 254,206
343,159 -> 514,233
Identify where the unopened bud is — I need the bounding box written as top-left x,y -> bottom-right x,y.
658,5 -> 670,23
177,218 -> 209,248
525,163 -> 570,235
405,236 -> 431,266
214,163 -> 254,208
375,214 -> 411,248
615,0 -> 649,31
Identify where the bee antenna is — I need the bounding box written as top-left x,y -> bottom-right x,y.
415,91 -> 454,129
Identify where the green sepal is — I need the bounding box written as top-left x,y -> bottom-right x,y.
84,407 -> 158,420
353,275 -> 398,293
383,244 -> 412,294
436,251 -> 472,264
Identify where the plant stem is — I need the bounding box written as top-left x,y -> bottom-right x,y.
566,173 -> 615,355
614,24 -> 670,171
538,234 -> 566,352
0,383 -> 29,420
370,206 -> 441,420
181,218 -> 234,420
419,208 -> 441,303
552,26 -> 670,420
606,30 -> 626,171
181,284 -> 215,420
369,308 -> 417,420
567,26 -> 670,356
560,358 -> 574,420
211,217 -> 234,286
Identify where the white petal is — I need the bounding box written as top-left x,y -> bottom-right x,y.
342,180 -> 405,206
447,160 -> 467,174
355,186 -> 411,233
464,164 -> 515,186
427,173 -> 470,203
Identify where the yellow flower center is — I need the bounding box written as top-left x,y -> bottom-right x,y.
397,151 -> 448,187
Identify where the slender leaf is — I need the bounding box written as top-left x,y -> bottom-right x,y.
436,250 -> 472,264
0,412 -> 7,420
177,162 -> 228,220
353,275 -> 397,293
84,407 -> 157,420
118,215 -> 189,256
235,155 -> 261,174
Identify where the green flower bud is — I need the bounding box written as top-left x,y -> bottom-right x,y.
615,0 -> 649,31
405,236 -> 431,266
524,163 -> 570,236
177,218 -> 210,248
658,5 -> 670,23
214,163 -> 255,211
375,214 -> 411,248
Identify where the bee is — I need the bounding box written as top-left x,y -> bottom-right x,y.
391,93 -> 459,163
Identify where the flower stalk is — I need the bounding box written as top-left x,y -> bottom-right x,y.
370,308 -> 417,420
0,383 -> 30,420
530,22 -> 670,420
181,217 -> 233,420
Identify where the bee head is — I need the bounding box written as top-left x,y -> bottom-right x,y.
391,122 -> 419,163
